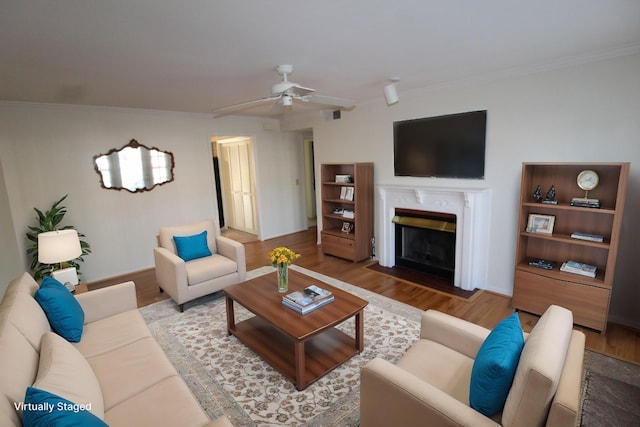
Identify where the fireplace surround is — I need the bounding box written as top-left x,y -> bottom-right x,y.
378,186 -> 491,291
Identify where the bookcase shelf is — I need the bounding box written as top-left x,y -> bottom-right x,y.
512,162 -> 629,332
320,163 -> 373,262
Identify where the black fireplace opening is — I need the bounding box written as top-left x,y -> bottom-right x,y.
394,209 -> 456,280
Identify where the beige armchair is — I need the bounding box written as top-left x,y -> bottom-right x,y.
154,220 -> 246,312
361,305 -> 585,427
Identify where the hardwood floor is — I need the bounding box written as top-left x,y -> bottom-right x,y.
91,227 -> 640,365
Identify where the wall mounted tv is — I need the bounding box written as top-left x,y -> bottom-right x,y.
393,110 -> 487,179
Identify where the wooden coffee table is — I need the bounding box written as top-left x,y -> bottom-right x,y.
224,269 -> 368,390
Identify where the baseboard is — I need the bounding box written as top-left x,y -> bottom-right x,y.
85,267 -> 155,290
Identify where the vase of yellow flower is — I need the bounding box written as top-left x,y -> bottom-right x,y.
269,246 -> 301,293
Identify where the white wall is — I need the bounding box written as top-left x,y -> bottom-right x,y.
0,159 -> 22,295
0,103 -> 308,285
284,53 -> 640,328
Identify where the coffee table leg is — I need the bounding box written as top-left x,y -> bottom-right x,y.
294,340 -> 305,390
355,310 -> 364,352
225,297 -> 235,336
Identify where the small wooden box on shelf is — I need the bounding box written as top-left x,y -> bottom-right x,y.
512,162 -> 629,332
320,163 -> 373,262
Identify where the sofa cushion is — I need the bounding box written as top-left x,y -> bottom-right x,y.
74,309 -> 152,359
173,231 -> 213,262
104,376 -> 210,427
501,305 -> 573,427
33,332 -> 104,419
186,254 -> 238,284
469,312 -> 524,416
34,278 -> 84,342
397,339 -> 474,404
22,387 -> 107,427
86,336 -> 179,410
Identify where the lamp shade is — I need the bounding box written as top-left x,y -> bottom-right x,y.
38,230 -> 82,264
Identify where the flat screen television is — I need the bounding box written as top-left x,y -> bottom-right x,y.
393,110 -> 487,179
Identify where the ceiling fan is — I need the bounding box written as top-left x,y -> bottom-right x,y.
212,64 -> 355,116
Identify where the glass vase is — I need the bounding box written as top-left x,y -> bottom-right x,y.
277,263 -> 288,293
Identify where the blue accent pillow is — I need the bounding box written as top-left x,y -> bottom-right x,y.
470,312 -> 524,416
40,275 -> 64,288
22,387 -> 108,427
35,276 -> 84,342
173,230 -> 212,262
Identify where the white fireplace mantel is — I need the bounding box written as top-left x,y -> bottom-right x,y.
377,185 -> 492,291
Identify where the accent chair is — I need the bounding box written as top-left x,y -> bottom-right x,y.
154,219 -> 246,312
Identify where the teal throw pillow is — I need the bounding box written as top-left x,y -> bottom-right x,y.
35,277 -> 84,342
40,275 -> 63,288
469,312 -> 524,416
22,387 -> 108,427
173,230 -> 212,262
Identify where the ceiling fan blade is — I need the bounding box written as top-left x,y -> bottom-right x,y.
304,94 -> 355,109
288,84 -> 315,97
212,95 -> 281,116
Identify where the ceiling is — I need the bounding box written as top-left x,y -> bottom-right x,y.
2,1 -> 640,117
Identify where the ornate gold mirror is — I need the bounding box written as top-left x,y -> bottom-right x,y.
93,139 -> 175,193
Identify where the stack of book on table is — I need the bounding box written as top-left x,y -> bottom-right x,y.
560,260 -> 597,278
282,285 -> 334,314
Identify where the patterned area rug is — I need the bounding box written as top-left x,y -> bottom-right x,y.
140,265 -> 423,426
141,265 -> 639,426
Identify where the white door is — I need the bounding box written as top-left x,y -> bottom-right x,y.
217,137 -> 258,235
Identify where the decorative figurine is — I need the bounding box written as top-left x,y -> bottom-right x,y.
532,185 -> 543,202
543,185 -> 558,204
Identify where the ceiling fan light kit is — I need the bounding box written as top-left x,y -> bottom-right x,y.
212,64 -> 355,116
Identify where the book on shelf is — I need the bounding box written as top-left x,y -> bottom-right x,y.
283,285 -> 333,307
570,198 -> 600,208
570,232 -> 604,243
560,260 -> 597,278
282,295 -> 334,314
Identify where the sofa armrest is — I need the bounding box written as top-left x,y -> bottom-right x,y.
420,310 -> 491,359
216,235 -> 246,280
154,246 -> 188,303
361,358 -> 500,427
75,281 -> 137,324
545,330 -> 586,427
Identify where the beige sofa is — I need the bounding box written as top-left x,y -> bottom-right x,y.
361,305 -> 585,427
0,272 -> 233,427
154,220 -> 246,312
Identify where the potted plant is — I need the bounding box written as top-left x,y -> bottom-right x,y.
26,195 -> 91,281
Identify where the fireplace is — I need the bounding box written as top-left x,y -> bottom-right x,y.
394,209 -> 456,280
377,186 -> 491,290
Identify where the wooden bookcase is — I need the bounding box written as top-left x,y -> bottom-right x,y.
512,162 -> 629,332
320,163 -> 374,262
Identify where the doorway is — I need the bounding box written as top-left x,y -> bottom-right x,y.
211,136 -> 259,237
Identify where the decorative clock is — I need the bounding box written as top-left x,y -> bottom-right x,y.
571,169 -> 600,208
577,170 -> 599,192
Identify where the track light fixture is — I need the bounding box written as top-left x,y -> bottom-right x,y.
384,77 -> 400,106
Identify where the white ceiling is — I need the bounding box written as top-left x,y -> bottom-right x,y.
2,1 -> 640,117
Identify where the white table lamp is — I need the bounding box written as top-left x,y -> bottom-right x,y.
38,229 -> 83,289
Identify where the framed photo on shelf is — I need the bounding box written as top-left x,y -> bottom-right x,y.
341,222 -> 353,233
344,187 -> 354,201
526,213 -> 555,235
339,186 -> 347,200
